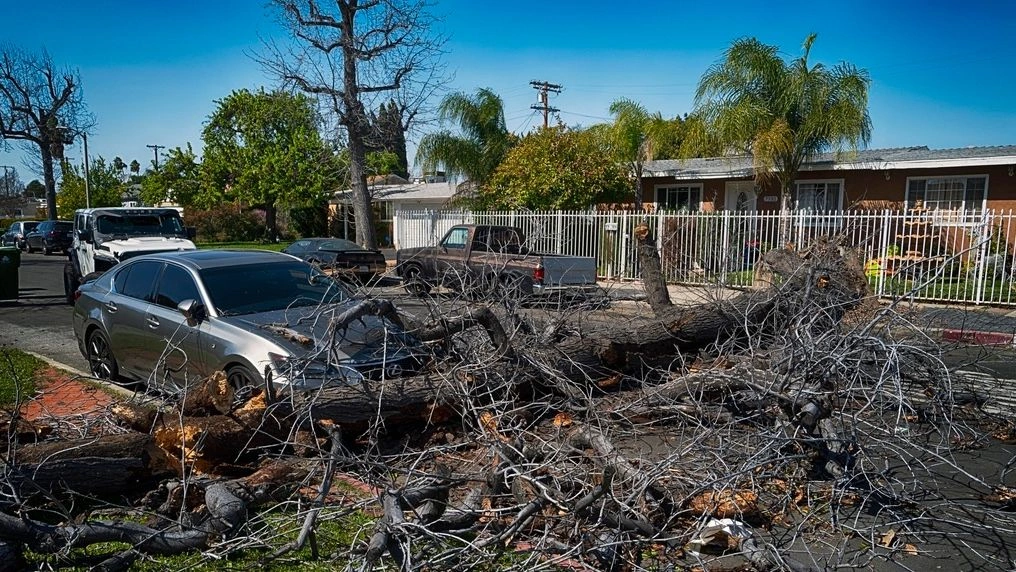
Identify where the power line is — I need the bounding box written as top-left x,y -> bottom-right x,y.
530,80 -> 562,129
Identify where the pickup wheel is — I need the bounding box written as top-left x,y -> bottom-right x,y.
402,265 -> 432,297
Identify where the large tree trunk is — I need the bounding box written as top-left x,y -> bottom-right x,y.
42,143 -> 57,220
8,433 -> 176,496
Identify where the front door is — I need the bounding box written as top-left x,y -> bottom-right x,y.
724,181 -> 757,212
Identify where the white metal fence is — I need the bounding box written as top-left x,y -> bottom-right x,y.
394,208 -> 1016,306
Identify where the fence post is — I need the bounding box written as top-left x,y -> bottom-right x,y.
973,209 -> 991,305
555,210 -> 563,254
720,210 -> 731,284
875,210 -> 891,298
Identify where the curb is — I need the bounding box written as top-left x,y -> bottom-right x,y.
940,329 -> 1016,346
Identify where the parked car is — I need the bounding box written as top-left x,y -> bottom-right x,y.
282,238 -> 387,282
71,250 -> 427,394
1,220 -> 39,250
25,220 -> 73,254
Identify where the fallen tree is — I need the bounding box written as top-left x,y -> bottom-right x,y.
2,234 -> 1014,570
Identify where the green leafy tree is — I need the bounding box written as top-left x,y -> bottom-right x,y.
480,126 -> 629,210
366,151 -> 400,180
24,179 -> 44,199
415,88 -> 518,188
604,98 -> 677,210
129,159 -> 140,182
691,34 -> 871,213
141,144 -> 201,207
367,100 -> 409,179
57,157 -> 125,217
200,88 -> 341,239
112,156 -> 127,182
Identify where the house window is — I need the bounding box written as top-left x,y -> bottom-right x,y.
794,180 -> 843,211
906,175 -> 987,212
656,185 -> 702,211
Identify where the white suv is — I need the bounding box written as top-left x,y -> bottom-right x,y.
64,207 -> 197,304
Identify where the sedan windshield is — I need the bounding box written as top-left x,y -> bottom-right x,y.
199,261 -> 350,315
319,239 -> 363,251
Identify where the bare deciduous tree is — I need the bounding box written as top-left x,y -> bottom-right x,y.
0,45 -> 92,220
261,0 -> 446,249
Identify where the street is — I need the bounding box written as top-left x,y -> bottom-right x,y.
0,252 -> 85,371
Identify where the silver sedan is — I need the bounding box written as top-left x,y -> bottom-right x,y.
71,249 -> 426,393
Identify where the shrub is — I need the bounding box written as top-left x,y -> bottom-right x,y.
289,202 -> 329,238
186,205 -> 266,243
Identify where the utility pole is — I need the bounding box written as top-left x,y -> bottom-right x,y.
530,80 -> 562,129
147,144 -> 165,170
82,132 -> 90,209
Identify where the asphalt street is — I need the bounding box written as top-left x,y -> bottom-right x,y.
0,252 -> 86,372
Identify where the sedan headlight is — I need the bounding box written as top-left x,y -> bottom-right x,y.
268,352 -> 365,389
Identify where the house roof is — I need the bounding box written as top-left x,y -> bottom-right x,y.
644,145 -> 1016,180
332,180 -> 457,203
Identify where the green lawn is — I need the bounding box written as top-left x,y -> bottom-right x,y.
196,241 -> 287,252
0,347 -> 41,406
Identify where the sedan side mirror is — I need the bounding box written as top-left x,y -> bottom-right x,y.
77,229 -> 92,243
177,298 -> 206,326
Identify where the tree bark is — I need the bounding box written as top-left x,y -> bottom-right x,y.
8,433 -> 175,496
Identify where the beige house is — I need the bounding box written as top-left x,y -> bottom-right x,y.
330,174 -> 457,246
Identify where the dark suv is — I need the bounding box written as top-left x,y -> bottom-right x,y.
26,220 -> 73,255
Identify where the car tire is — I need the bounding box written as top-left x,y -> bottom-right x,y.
402,264 -> 432,297
25,242 -> 33,254
226,364 -> 260,401
86,329 -> 119,381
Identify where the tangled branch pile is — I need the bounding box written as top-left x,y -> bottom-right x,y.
2,234 -> 1015,571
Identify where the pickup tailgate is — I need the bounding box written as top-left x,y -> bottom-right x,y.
540,255 -> 597,285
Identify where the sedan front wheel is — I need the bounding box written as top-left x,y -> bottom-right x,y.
86,330 -> 119,381
226,364 -> 260,402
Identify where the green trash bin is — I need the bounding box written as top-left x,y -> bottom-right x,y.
0,246 -> 20,300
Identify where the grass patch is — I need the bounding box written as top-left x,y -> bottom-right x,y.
0,346 -> 41,406
27,507 -> 377,571
196,241 -> 287,252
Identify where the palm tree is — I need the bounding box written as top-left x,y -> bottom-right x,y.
415,88 -> 518,191
112,156 -> 126,183
605,98 -> 670,211
692,34 -> 872,214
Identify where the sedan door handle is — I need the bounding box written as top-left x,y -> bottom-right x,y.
147,316 -> 160,328
104,301 -> 118,313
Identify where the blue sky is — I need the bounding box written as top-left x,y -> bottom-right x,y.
2,0 -> 1014,183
